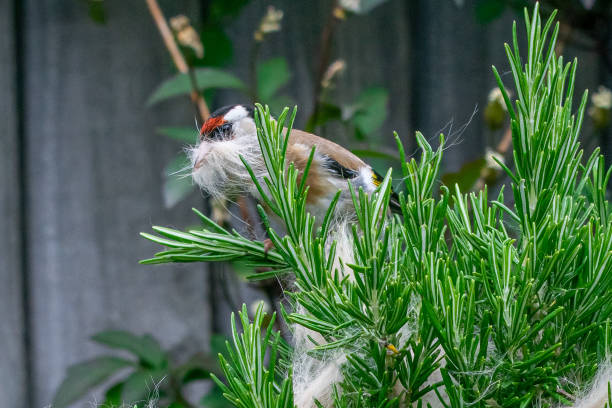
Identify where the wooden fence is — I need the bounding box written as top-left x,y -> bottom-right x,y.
1,0 -> 609,406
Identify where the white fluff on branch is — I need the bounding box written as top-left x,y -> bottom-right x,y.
292,321 -> 346,408
567,362 -> 612,408
292,220 -> 354,408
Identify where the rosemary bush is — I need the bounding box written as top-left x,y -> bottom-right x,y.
143,5 -> 611,407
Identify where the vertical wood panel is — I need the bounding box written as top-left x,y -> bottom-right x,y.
0,0 -> 27,406
23,1 -> 211,405
335,0 -> 413,149
411,0 -> 490,172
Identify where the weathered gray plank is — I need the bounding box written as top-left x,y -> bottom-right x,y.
23,1 -> 210,405
0,0 -> 28,407
335,0 -> 413,148
410,0 -> 492,172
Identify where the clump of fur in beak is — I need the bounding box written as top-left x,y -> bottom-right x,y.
189,131 -> 266,201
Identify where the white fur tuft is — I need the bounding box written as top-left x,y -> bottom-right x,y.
292,320 -> 346,408
327,218 -> 355,279
292,219 -> 355,408
567,362 -> 612,408
190,128 -> 265,200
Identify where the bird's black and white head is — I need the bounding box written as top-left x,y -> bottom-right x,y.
198,104 -> 255,143
190,104 -> 263,199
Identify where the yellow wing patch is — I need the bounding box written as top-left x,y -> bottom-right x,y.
371,171 -> 384,187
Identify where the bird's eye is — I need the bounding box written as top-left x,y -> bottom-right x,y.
207,123 -> 232,141
210,128 -> 223,140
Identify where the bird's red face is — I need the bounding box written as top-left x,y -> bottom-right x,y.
199,104 -> 253,141
200,116 -> 231,141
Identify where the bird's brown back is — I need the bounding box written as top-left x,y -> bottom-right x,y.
288,129 -> 367,170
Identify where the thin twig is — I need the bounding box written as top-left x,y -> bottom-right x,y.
146,0 -> 210,121
187,67 -> 211,122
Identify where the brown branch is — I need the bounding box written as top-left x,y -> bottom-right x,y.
146,0 -> 210,121
187,67 -> 211,122
146,0 -> 188,72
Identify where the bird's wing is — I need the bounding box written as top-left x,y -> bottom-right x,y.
286,129 -> 402,213
288,129 -> 368,172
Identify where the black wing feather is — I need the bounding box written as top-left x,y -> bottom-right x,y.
322,155 -> 360,179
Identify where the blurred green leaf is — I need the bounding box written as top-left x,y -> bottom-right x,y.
197,0 -> 250,67
121,369 -> 166,403
229,259 -> 259,279
305,103 -> 342,131
343,0 -> 390,14
441,157 -> 486,192
163,154 -> 194,208
103,381 -> 124,407
257,58 -> 291,102
349,87 -> 388,138
484,100 -> 507,130
157,127 -> 199,144
181,367 -> 210,384
147,68 -> 246,106
163,175 -> 193,208
475,0 -> 506,23
52,357 -> 133,408
210,334 -> 229,359
91,330 -> 167,369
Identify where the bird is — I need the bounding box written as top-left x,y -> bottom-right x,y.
189,104 -> 398,226
190,105 -> 401,408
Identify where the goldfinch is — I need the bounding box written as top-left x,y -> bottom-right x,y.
190,104 -> 398,222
